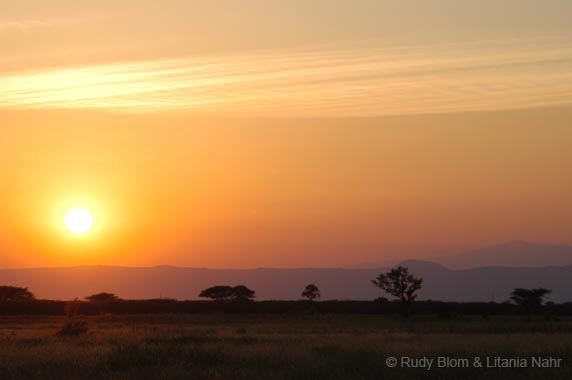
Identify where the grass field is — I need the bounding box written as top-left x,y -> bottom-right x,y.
0,313 -> 571,380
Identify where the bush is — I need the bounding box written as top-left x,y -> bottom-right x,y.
57,320 -> 88,337
56,298 -> 89,337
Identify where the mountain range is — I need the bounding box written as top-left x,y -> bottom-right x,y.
356,241 -> 572,269
1,242 -> 572,303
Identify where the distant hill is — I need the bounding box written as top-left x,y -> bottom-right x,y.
398,260 -> 572,303
355,242 -> 572,270
1,262 -> 572,302
431,241 -> 572,269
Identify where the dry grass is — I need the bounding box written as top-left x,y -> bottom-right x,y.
0,314 -> 571,379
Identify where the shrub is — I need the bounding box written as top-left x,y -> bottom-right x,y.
57,298 -> 88,337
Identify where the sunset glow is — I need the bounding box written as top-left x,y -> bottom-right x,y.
1,0 -> 571,269
65,208 -> 94,234
3,4 -> 572,380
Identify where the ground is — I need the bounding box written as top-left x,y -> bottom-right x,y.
0,314 -> 571,379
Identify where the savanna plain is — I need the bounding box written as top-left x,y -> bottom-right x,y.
1,313 -> 571,380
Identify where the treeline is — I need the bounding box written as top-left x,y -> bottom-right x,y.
0,267 -> 561,319
1,298 -> 572,317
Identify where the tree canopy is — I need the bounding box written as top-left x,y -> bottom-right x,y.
85,292 -> 120,303
301,284 -> 320,301
232,285 -> 256,301
199,285 -> 256,302
372,266 -> 423,317
0,286 -> 35,301
510,288 -> 552,320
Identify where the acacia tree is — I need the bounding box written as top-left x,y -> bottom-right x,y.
0,286 -> 35,301
371,266 -> 423,318
199,286 -> 234,301
301,284 -> 320,301
510,288 -> 552,321
85,292 -> 120,313
85,292 -> 120,303
199,285 -> 255,302
231,285 -> 256,301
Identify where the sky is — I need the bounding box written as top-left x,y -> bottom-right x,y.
1,1 -> 572,268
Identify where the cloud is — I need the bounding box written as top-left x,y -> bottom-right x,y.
0,36 -> 571,117
0,19 -> 81,31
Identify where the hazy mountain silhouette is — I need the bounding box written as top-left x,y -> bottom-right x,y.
355,242 -> 572,269
2,261 -> 572,302
394,260 -> 572,302
431,241 -> 572,269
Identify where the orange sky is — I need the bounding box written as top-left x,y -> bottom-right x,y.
1,1 -> 572,268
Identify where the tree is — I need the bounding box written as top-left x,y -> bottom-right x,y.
510,288 -> 552,321
85,292 -> 120,313
199,286 -> 234,302
301,284 -> 320,301
231,285 -> 256,301
372,266 -> 423,318
0,286 -> 35,301
85,292 -> 120,303
198,285 -> 256,302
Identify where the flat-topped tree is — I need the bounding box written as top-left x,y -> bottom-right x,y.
510,288 -> 552,321
199,285 -> 256,302
199,286 -> 234,302
85,292 -> 120,313
232,285 -> 256,301
85,292 -> 120,303
0,286 -> 35,301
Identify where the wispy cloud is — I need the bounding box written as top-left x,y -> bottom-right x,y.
0,18 -> 81,31
1,36 -> 571,117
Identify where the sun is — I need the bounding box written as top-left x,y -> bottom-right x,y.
65,208 -> 94,234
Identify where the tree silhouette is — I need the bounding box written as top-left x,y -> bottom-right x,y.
85,292 -> 120,303
510,288 -> 552,321
199,286 -> 234,302
372,266 -> 423,318
199,285 -> 255,302
231,285 -> 256,301
0,286 -> 35,301
85,292 -> 120,313
301,284 -> 320,301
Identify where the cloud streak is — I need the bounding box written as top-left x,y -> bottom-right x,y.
0,19 -> 82,31
1,36 -> 571,117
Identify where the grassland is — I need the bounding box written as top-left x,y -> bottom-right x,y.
0,313 -> 571,380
